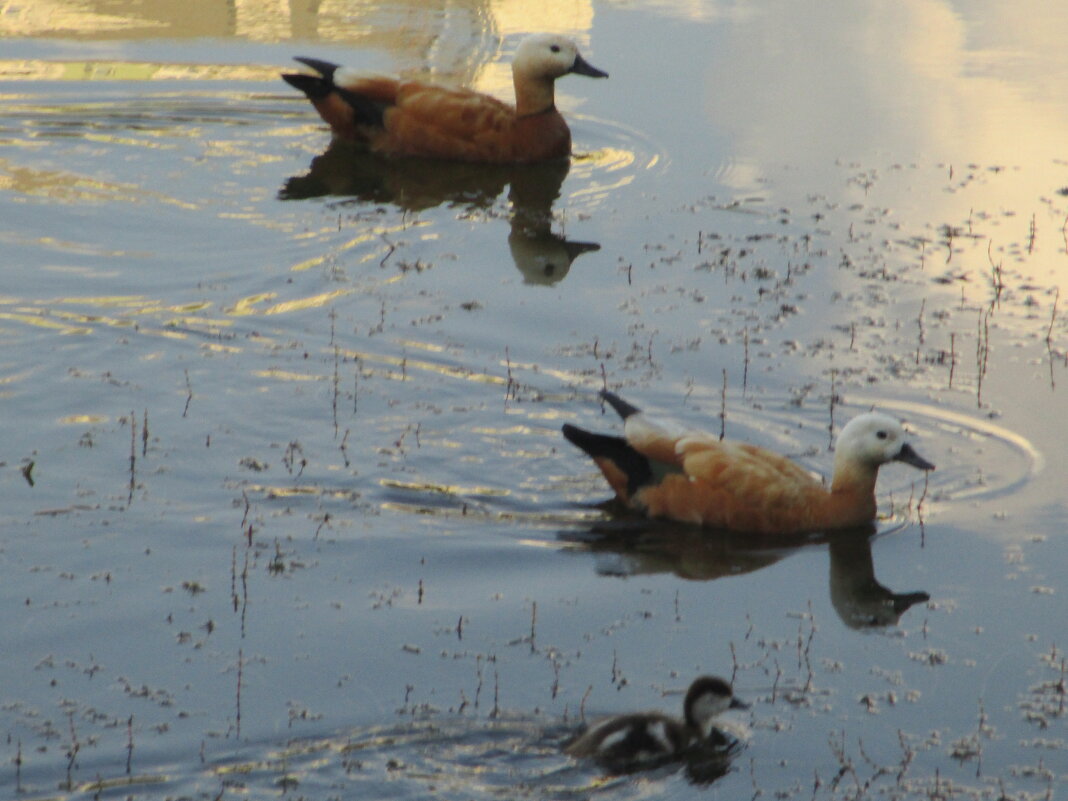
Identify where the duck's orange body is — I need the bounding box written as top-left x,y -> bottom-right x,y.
302,77 -> 573,162
563,392 -> 934,535
283,34 -> 607,164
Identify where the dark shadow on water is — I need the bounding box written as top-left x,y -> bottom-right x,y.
560,516 -> 929,629
280,140 -> 600,284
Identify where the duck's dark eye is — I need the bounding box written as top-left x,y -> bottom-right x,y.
550,44 -> 561,53
876,430 -> 888,440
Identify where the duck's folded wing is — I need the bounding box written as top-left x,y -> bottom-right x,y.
383,84 -> 518,160
672,441 -> 828,531
679,439 -> 819,486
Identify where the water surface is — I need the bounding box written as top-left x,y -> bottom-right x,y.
1,1 -> 1066,799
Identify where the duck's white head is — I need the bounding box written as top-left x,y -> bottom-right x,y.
684,676 -> 748,732
513,34 -> 609,82
835,412 -> 935,472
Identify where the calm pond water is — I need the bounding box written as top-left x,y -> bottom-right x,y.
2,1 -> 1067,799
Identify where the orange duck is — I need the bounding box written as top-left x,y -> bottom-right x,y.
282,34 -> 607,164
562,392 -> 935,534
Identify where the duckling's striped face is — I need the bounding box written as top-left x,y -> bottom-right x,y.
689,689 -> 732,728
685,676 -> 746,730
836,413 -> 935,471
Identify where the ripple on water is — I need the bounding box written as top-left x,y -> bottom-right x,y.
855,396 -> 1043,508
567,114 -> 670,211
695,396 -> 1041,530
59,715 -> 729,800
368,388 -> 1038,543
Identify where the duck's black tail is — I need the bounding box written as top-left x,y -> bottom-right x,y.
282,58 -> 338,100
600,390 -> 642,420
561,423 -> 652,499
282,58 -> 386,128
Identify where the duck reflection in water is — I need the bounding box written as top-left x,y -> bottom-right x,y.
826,531 -> 929,628
561,522 -> 928,629
280,142 -> 599,285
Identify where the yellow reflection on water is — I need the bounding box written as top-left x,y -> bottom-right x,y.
342,346 -> 507,386
380,478 -> 508,497
0,158 -> 197,207
0,294 -> 242,339
252,369 -> 321,382
1,0 -> 597,47
0,60 -> 279,82
227,293 -> 277,316
260,289 -> 353,315
0,311 -> 89,334
0,0 -> 601,102
58,414 -> 110,424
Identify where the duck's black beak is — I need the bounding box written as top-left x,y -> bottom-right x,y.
570,54 -> 608,79
894,443 -> 935,471
729,696 -> 750,710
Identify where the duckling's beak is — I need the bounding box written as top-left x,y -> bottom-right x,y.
570,54 -> 609,79
894,443 -> 935,471
729,696 -> 750,710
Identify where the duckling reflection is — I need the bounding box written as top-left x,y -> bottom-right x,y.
280,141 -> 599,284
561,522 -> 928,629
827,531 -> 929,628
565,675 -> 747,777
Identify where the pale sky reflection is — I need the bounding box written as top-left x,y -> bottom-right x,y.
692,0 -> 1068,292
704,0 -> 1068,174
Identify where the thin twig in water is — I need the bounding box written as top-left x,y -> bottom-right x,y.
14,740 -> 22,793
235,647 -> 244,738
339,428 -> 351,468
379,233 -> 396,268
828,370 -> 838,450
743,327 -> 750,393
987,240 -> 1004,309
505,346 -> 515,403
915,299 -> 926,365
1047,287 -> 1060,345
529,601 -> 537,654
183,369 -> 193,417
128,411 -> 137,507
65,711 -> 80,790
332,344 -> 340,438
976,309 -> 990,407
474,655 -> 483,709
126,715 -> 134,775
719,368 -> 727,440
491,669 -> 500,718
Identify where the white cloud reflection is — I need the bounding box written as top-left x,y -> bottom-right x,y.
703,0 -> 1068,171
